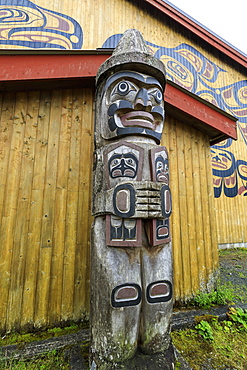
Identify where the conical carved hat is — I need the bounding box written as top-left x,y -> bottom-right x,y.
96,29 -> 166,87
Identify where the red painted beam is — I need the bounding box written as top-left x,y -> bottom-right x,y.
0,52 -> 237,143
145,0 -> 247,69
0,53 -> 109,82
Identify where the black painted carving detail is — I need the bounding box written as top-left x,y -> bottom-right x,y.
161,185 -> 172,218
108,153 -> 138,179
111,283 -> 142,308
156,218 -> 170,241
110,216 -> 123,240
155,155 -> 169,183
113,184 -> 135,218
110,217 -> 137,241
105,71 -> 165,142
146,280 -> 172,304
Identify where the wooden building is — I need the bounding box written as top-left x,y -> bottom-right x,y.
0,0 -> 245,332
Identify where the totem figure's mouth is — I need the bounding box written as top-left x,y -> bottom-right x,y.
120,111 -> 157,130
157,172 -> 169,183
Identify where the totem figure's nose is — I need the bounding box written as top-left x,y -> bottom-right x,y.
134,88 -> 152,111
120,158 -> 126,174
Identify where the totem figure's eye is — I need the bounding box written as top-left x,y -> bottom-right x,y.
154,90 -> 163,103
126,158 -> 133,165
156,161 -> 164,170
148,88 -> 163,104
117,81 -> 130,95
113,158 -> 120,165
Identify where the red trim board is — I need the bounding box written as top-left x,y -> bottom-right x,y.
0,52 -> 237,144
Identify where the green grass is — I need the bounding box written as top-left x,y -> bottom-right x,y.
192,282 -> 236,308
172,310 -> 247,369
219,248 -> 247,256
0,349 -> 70,370
0,323 -> 89,369
0,323 -> 85,347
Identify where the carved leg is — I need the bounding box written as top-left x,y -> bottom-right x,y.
139,243 -> 173,354
91,217 -> 142,367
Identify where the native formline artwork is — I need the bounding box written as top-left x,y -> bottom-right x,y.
0,0 -> 83,49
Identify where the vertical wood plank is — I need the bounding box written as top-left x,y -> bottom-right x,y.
6,91 -> 40,331
74,89 -> 94,317
61,89 -> 82,321
34,90 -> 62,327
198,134 -> 214,278
49,90 -> 72,324
21,91 -> 52,328
205,139 -> 218,272
191,129 -> 207,288
0,92 -> 28,330
163,116 -> 183,301
184,125 -> 199,293
176,120 -> 192,299
0,93 -> 15,227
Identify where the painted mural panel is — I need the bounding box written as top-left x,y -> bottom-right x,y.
0,0 -> 83,49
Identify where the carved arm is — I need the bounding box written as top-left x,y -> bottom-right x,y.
93,181 -> 171,219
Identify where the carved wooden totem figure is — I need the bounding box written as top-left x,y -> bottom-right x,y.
91,29 -> 172,369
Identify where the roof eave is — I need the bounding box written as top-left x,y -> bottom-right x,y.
0,52 -> 237,144
144,0 -> 247,68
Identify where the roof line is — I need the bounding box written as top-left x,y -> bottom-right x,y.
0,53 -> 237,143
144,0 -> 247,68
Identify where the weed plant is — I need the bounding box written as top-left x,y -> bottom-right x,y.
192,282 -> 235,308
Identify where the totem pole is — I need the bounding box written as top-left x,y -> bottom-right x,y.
91,29 -> 172,369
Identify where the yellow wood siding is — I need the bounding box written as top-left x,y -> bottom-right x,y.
162,116 -> 218,301
214,128 -> 247,246
0,89 -> 93,332
0,0 -> 244,332
0,88 -> 218,331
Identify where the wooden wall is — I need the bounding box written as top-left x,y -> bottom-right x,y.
213,128 -> 247,246
2,1 -> 247,251
0,87 -> 218,331
0,89 -> 94,332
162,116 -> 218,301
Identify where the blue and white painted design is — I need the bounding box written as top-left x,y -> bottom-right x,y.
0,0 -> 83,49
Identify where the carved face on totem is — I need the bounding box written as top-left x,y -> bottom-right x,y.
150,147 -> 169,185
155,155 -> 169,183
108,152 -> 138,179
100,71 -> 165,143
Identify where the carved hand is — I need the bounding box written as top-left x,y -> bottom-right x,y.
93,181 -> 171,219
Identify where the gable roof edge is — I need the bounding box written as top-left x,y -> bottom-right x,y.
144,0 -> 247,69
